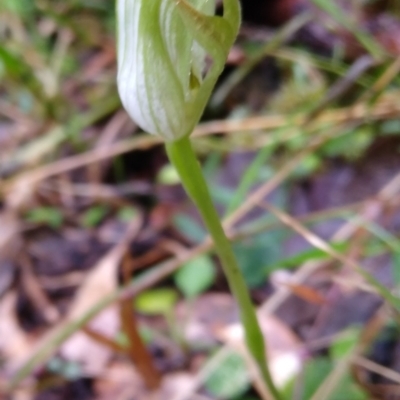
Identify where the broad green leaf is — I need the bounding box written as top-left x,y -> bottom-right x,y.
135,288 -> 178,315
157,164 -> 180,185
81,205 -> 108,227
269,242 -> 348,270
282,356 -> 367,400
330,327 -> 360,360
234,230 -> 284,287
175,254 -> 216,298
25,207 -> 63,228
205,351 -> 250,399
173,213 -> 206,243
117,206 -> 138,222
47,357 -> 82,381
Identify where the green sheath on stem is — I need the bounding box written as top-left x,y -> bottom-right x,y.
166,136 -> 282,400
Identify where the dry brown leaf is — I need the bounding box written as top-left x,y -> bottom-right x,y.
280,282 -> 327,305
59,239 -> 128,376
59,218 -> 142,376
60,307 -> 120,376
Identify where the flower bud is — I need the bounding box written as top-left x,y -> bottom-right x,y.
117,0 -> 240,141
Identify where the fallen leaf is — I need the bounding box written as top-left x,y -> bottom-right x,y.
282,282 -> 327,305
59,233 -> 131,376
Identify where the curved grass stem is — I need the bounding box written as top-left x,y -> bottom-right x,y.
166,136 -> 282,400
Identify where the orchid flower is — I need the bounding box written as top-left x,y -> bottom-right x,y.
117,0 -> 240,141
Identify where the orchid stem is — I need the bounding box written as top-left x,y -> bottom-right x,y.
166,136 -> 282,400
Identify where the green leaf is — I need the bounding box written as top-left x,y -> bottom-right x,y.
328,374 -> 367,400
322,126 -> 373,160
135,288 -> 178,316
283,328 -> 367,400
283,356 -> 367,400
381,119 -> 400,135
234,230 -> 284,287
173,213 -> 206,243
157,164 -> 180,185
292,154 -> 322,178
0,0 -> 33,14
174,254 -> 216,298
393,252 -> 400,287
47,357 -> 82,381
205,351 -> 250,399
25,207 -> 63,228
0,46 -> 44,102
330,327 -> 360,360
117,206 -> 138,222
282,357 -> 331,399
270,242 -> 348,270
81,205 -> 108,227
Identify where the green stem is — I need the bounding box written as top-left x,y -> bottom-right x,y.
166,136 -> 282,400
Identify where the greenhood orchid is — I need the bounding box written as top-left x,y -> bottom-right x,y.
117,0 -> 240,141
116,1 -> 283,398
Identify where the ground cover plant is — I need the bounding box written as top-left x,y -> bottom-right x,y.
2,0 -> 400,399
